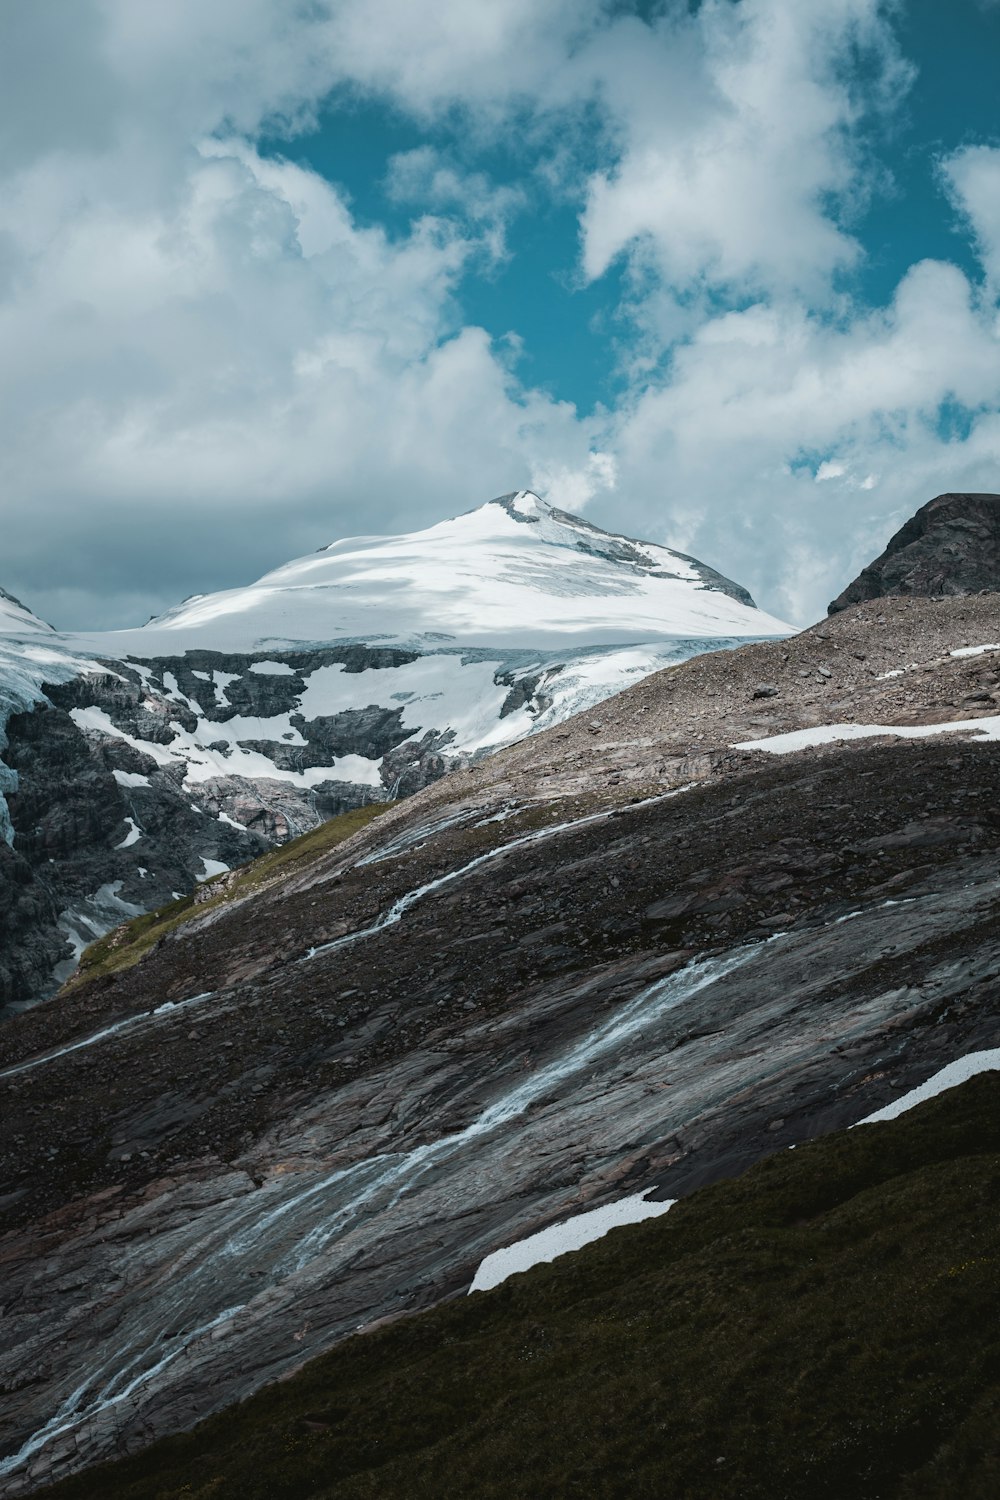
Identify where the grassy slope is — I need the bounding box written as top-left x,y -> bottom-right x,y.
63,803 -> 391,989
39,1072 -> 1000,1500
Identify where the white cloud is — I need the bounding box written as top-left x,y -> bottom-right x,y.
815,461 -> 847,482
385,147 -> 526,262
530,449 -> 618,515
597,257 -> 1000,623
317,0 -> 600,119
1,0 -> 999,638
0,126 -> 601,626
942,144 -> 1000,284
578,0 -> 913,298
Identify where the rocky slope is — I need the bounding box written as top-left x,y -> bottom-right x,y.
34,1070 -> 1000,1500
1,584 -> 999,1493
0,492 -> 788,1011
829,489 -> 1000,611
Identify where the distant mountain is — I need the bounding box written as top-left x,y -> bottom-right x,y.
829,490 -> 1000,613
0,492 -> 789,1008
130,490 -> 785,650
0,586 -> 52,636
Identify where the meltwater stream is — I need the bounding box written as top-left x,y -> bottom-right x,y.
0,941 -> 762,1484
0,993 -> 216,1082
306,789 -> 693,962
0,792 -> 693,1085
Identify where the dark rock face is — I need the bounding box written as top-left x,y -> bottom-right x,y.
0,641 -> 573,1010
829,491 -> 1000,613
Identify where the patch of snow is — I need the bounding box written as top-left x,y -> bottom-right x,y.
161,670 -> 205,716
951,644 -> 1000,659
116,817 -> 142,849
854,1049 -> 1000,1125
733,715 -> 1000,755
137,867 -> 148,877
198,858 -> 230,881
216,810 -> 247,830
469,1190 -> 676,1293
248,660 -> 296,675
113,769 -> 151,788
69,704 -> 376,791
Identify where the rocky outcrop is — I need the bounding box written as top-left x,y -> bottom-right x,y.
0,645 -> 575,1010
829,491 -> 1000,612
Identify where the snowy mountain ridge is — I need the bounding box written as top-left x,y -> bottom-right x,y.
129,491 -> 789,651
0,492 -> 790,1008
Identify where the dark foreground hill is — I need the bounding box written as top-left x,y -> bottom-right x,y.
37,1071 -> 1000,1500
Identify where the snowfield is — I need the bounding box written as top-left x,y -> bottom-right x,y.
470,1190 -> 676,1292
855,1049 -> 1000,1125
734,714 -> 1000,756
111,491 -> 790,654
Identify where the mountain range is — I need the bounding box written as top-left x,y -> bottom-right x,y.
0,492 -> 788,1012
1,491 -> 999,1497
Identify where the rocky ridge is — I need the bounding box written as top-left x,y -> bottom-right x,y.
1,587 -> 1000,1492
829,490 -> 1000,611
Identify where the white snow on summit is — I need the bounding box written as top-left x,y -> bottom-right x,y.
0,492 -> 789,903
105,492 -> 791,653
0,587 -> 53,637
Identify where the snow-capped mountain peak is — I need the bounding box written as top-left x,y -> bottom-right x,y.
130,492 -> 790,653
0,491 -> 790,1008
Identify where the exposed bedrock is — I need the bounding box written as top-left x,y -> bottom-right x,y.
2,736 -> 1000,1490
829,491 -> 1000,612
0,644 -> 490,1010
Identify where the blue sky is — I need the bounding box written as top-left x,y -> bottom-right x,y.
274,0 -> 1000,413
1,0 -> 1000,630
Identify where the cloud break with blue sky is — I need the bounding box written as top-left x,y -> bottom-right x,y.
2,0 -> 1000,629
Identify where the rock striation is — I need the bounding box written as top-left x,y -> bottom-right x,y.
2,588 -> 1000,1492
829,490 -> 1000,612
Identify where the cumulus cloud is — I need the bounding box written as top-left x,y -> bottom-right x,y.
0,124 -> 603,626
385,147 -> 527,262
942,144 -> 1000,284
603,258 -> 1000,622
0,2 -> 613,627
1,0 -> 999,634
578,0 -> 913,299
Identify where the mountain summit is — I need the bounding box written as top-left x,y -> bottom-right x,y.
0,491 -> 788,1010
829,491 -> 1000,613
134,492 -> 789,652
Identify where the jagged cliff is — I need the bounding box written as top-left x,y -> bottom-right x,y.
829,490 -> 1000,612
